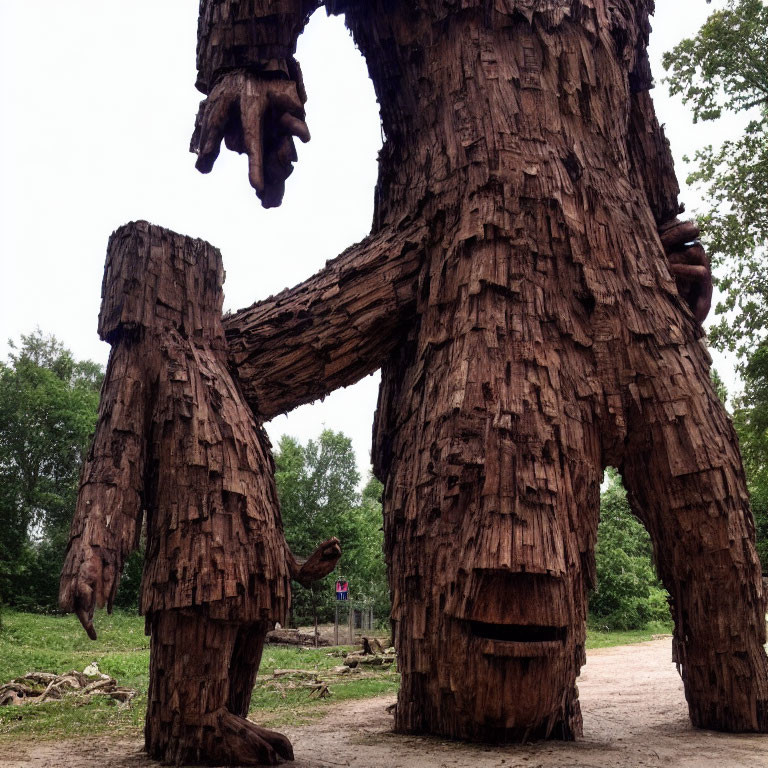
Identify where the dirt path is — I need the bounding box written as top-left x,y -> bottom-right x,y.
2,638 -> 766,767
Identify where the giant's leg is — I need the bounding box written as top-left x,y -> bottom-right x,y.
146,610 -> 293,765
621,340 -> 768,732
374,257 -> 604,740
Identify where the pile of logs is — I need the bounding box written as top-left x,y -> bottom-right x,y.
0,668 -> 136,708
343,637 -> 395,669
263,637 -> 396,700
265,628 -> 330,647
269,669 -> 332,699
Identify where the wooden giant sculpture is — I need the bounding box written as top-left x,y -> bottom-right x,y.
61,0 -> 768,764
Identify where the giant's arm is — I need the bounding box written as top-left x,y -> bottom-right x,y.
196,0 -> 321,94
224,226 -> 425,420
194,0 -> 321,206
59,342 -> 147,638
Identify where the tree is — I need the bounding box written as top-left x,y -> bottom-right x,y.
663,0 -> 768,361
345,475 -> 389,622
664,1 -> 768,575
0,331 -> 102,610
274,430 -> 362,627
591,470 -> 670,630
274,432 -> 390,629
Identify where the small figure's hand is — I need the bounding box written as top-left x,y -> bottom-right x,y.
60,551 -> 113,641
191,70 -> 310,208
290,537 -> 342,587
659,219 -> 713,325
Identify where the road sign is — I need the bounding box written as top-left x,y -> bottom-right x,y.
336,581 -> 348,601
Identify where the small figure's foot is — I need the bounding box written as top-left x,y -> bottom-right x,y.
219,709 -> 294,765
292,537 -> 342,586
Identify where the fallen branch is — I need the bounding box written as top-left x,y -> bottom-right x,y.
0,668 -> 137,708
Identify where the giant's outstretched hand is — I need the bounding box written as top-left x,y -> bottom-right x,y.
191,70 -> 310,208
288,537 -> 343,588
660,219 -> 713,325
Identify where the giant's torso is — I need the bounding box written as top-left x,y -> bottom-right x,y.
326,1 -> 696,487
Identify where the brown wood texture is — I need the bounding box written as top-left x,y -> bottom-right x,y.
195,0 -> 768,743
224,226 -> 426,420
60,1 -> 768,763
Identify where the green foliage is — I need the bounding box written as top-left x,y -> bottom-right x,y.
711,367 -> 729,405
346,475 -> 389,619
732,342 -> 768,477
590,471 -> 671,630
274,430 -> 389,627
662,0 -> 768,360
0,331 -> 103,611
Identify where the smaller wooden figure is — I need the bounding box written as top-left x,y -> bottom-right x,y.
59,221 -> 340,765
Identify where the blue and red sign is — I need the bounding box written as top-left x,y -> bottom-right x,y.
336,581 -> 349,601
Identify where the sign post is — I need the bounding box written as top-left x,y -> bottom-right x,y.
335,581 -> 348,647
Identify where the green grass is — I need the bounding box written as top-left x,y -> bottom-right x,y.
0,609 -> 671,741
0,610 -> 149,740
586,620 -> 673,649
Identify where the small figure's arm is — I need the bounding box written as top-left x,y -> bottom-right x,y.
192,0 -> 320,207
59,342 -> 148,640
625,9 -> 712,324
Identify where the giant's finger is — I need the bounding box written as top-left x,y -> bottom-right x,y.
242,98 -> 266,196
660,220 -> 700,251
275,135 -> 298,168
669,263 -> 710,281
194,95 -> 233,174
74,582 -> 97,641
76,606 -> 98,641
268,85 -> 306,119
278,113 -> 311,144
694,282 -> 713,324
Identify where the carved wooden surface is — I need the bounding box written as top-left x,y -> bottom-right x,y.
60,2 -> 768,765
62,222 -> 300,764
195,0 -> 768,742
224,225 -> 426,421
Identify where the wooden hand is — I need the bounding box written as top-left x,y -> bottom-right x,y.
191,70 -> 310,208
60,550 -> 114,641
289,537 -> 342,587
659,219 -> 713,325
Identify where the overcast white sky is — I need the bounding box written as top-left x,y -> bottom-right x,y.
0,1 -> 739,477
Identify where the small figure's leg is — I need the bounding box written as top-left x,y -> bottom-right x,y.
145,610 -> 294,765
228,622 -> 268,717
621,341 -> 768,732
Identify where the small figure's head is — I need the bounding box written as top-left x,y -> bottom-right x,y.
98,221 -> 225,344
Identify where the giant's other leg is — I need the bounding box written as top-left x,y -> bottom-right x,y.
374,244 -> 604,740
621,340 -> 768,732
146,610 -> 293,765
